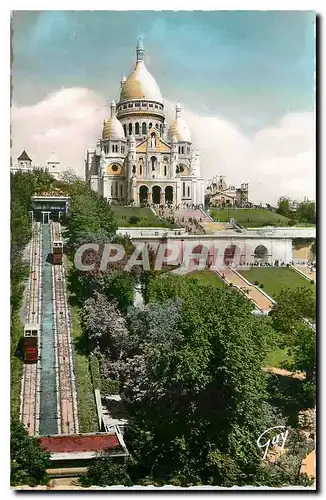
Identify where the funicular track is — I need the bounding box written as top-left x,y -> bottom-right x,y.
20,221 -> 42,436
51,222 -> 79,434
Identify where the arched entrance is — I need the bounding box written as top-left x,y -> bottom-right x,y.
254,245 -> 269,263
152,185 -> 161,205
139,185 -> 149,205
192,244 -> 205,268
224,245 -> 239,265
165,186 -> 173,204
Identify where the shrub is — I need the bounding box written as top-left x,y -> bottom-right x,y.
259,283 -> 264,289
286,263 -> 290,267
254,280 -> 259,286
129,216 -> 140,224
310,280 -> 315,285
89,355 -> 101,389
101,378 -> 120,395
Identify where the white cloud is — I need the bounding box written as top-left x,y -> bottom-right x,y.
11,88 -> 315,205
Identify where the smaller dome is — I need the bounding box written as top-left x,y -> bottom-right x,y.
168,103 -> 191,143
102,116 -> 125,140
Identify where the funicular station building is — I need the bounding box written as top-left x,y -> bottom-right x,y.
31,189 -> 70,223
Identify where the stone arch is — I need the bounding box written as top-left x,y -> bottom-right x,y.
150,133 -> 156,149
152,185 -> 162,205
254,244 -> 269,263
191,244 -> 206,268
224,244 -> 240,265
165,186 -> 174,204
150,156 -> 157,171
178,164 -> 189,176
139,185 -> 149,205
138,157 -> 144,176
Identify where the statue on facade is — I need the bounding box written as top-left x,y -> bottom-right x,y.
151,134 -> 156,149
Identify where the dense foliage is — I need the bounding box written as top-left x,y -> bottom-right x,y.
276,197 -> 316,225
78,273 -> 313,487
270,287 -> 316,406
11,420 -> 50,486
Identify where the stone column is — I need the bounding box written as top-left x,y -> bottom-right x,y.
148,189 -> 152,204
160,190 -> 165,205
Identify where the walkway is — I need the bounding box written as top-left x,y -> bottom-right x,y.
215,267 -> 274,312
294,265 -> 316,283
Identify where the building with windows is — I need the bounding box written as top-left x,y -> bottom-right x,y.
85,37 -> 205,206
206,175 -> 250,208
11,150 -> 62,179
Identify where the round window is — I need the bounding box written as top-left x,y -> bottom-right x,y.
111,165 -> 119,172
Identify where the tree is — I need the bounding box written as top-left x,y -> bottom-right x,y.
117,276 -> 277,486
11,420 -> 50,486
81,292 -> 131,356
80,456 -> 132,487
270,287 -> 316,334
296,200 -> 316,225
276,197 -> 293,219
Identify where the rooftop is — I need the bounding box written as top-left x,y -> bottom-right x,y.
18,150 -> 32,162
39,432 -> 128,461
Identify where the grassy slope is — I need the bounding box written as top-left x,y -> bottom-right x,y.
210,208 -> 290,227
240,267 -> 315,298
71,306 -> 99,433
184,269 -> 225,288
111,206 -> 176,228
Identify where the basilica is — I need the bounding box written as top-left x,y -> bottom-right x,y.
85,37 -> 205,206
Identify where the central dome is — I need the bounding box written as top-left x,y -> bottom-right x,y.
119,38 -> 163,103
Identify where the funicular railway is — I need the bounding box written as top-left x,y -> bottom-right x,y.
19,194 -> 128,470
20,222 -> 42,436
51,222 -> 79,434
20,194 -> 79,437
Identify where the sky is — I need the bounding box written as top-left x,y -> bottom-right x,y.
11,10 -> 316,204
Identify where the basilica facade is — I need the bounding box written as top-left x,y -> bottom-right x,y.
85,38 -> 205,206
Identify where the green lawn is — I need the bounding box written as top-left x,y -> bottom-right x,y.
265,347 -> 294,369
71,306 -> 99,433
184,269 -> 225,288
209,208 -> 290,228
240,267 -> 315,298
111,206 -> 176,228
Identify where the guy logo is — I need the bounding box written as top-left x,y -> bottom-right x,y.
257,426 -> 289,460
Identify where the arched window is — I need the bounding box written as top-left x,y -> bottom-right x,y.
139,158 -> 143,176
151,156 -> 157,171
142,122 -> 147,135
164,164 -> 167,176
178,146 -> 181,154
135,122 -> 140,135
149,122 -> 152,130
111,184 -> 113,196
187,186 -> 190,197
155,123 -> 159,129
123,124 -> 127,136
182,146 -> 185,154
182,183 -> 185,197
120,184 -> 123,197
128,123 -> 132,136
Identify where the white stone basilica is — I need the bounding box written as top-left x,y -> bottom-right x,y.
85,37 -> 205,206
